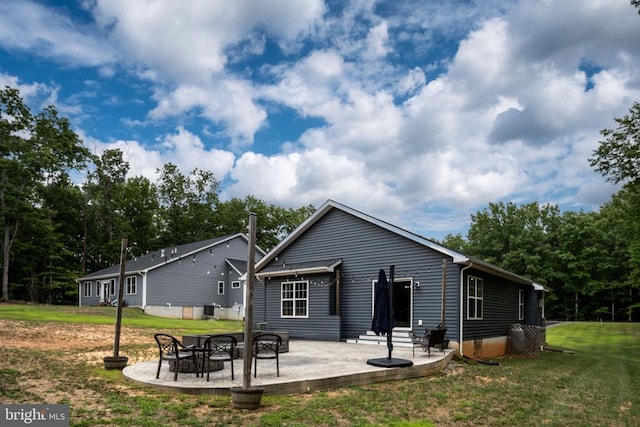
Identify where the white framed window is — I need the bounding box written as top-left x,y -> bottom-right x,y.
281,280 -> 308,318
467,276 -> 483,320
218,281 -> 225,295
83,282 -> 92,297
519,289 -> 525,320
126,276 -> 137,295
110,279 -> 116,295
95,282 -> 101,297
231,281 -> 240,289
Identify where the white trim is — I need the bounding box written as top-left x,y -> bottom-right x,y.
256,260 -> 342,278
518,289 -> 525,320
280,280 -> 309,318
467,276 -> 483,320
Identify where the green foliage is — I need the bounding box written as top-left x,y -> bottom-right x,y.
464,200 -> 639,321
590,102 -> 640,184
0,86 -> 91,300
466,201 -> 560,283
0,87 -> 314,302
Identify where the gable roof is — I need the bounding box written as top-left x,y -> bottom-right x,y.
78,234 -> 251,281
226,258 -> 248,277
255,200 -> 545,289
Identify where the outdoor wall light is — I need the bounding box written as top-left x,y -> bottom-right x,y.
414,282 -> 421,289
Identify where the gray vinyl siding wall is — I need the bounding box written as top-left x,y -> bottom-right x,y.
79,277 -> 141,306
226,266 -> 244,310
256,209 -> 460,342
462,269 -> 535,340
254,273 -> 341,340
146,236 -> 252,307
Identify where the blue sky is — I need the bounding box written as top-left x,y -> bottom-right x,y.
1,0 -> 639,240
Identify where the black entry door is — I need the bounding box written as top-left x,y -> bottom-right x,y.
392,279 -> 411,327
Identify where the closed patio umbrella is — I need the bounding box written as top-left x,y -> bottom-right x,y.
367,265 -> 413,368
371,269 -> 391,336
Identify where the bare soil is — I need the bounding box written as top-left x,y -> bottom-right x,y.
0,319 -> 156,364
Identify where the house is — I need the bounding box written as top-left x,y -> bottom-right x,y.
77,234 -> 264,320
253,200 -> 546,358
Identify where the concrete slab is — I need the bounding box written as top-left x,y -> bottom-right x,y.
123,340 -> 455,395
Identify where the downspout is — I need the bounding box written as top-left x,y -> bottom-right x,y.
140,272 -> 147,310
459,262 -> 473,357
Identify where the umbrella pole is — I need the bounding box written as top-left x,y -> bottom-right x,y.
367,264 -> 412,368
387,264 -> 394,359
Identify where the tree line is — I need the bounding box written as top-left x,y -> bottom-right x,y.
2,85 -> 639,320
0,87 -> 315,303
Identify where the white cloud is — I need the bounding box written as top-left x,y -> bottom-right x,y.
0,0 -> 117,67
91,0 -> 324,82
3,0 -> 640,240
158,126 -> 235,179
363,21 -> 390,60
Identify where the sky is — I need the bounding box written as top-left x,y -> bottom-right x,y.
1,0 -> 639,241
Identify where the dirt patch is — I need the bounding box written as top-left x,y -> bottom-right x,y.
0,319 -> 157,366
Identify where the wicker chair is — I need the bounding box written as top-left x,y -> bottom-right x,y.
154,333 -> 198,381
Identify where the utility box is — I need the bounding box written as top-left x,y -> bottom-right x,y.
204,305 -> 215,316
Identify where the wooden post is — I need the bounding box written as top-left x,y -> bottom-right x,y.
335,268 -> 341,315
113,237 -> 127,358
243,214 -> 257,389
441,259 -> 447,326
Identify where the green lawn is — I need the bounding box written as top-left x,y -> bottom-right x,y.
0,303 -> 241,333
1,304 -> 638,426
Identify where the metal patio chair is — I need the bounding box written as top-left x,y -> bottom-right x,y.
201,334 -> 237,381
253,333 -> 282,378
154,333 -> 198,381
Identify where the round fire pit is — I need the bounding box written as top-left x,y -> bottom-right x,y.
170,358 -> 223,373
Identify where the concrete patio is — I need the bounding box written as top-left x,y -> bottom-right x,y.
123,339 -> 456,395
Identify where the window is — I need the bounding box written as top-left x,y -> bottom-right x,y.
281,281 -> 308,318
126,276 -> 137,295
467,276 -> 483,320
83,282 -> 92,297
110,279 -> 116,295
519,289 -> 525,320
218,281 -> 225,295
96,282 -> 101,297
231,281 -> 240,289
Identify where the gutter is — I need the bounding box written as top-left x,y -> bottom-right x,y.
459,261 -> 473,358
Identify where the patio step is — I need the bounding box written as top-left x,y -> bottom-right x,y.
347,330 -> 417,348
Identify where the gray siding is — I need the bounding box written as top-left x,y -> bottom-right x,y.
462,269 -> 534,340
79,235 -> 260,309
146,235 -> 253,307
257,209 -> 460,341
254,274 -> 341,340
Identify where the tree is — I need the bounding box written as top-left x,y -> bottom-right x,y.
156,164 -> 220,246
598,186 -> 640,320
82,149 -> 130,270
0,87 -> 90,300
438,233 -> 467,252
589,102 -> 640,184
215,196 -> 315,250
465,201 -> 560,283
119,176 -> 159,257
